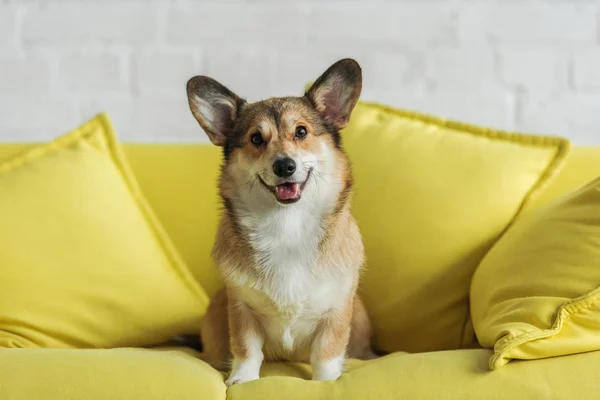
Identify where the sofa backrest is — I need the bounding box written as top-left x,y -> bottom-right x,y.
526,146 -> 600,210
2,143 -> 597,288
1,142 -> 599,350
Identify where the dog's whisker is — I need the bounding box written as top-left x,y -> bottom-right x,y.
222,178 -> 255,191
302,161 -> 328,167
249,176 -> 258,195
314,171 -> 334,180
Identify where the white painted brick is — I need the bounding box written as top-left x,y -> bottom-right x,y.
415,93 -> 516,131
428,48 -> 506,95
359,87 -> 427,113
517,94 -> 570,135
56,53 -> 127,95
0,54 -> 52,95
569,130 -> 600,146
272,46 -> 370,97
0,5 -> 19,49
573,50 -> 600,91
360,50 -> 428,93
204,46 -> 274,102
274,48 -> 428,105
130,96 -> 206,142
82,95 -> 205,143
0,96 -> 80,141
0,0 -> 598,146
306,2 -> 458,45
359,89 -> 514,131
499,47 -> 569,92
80,95 -> 135,142
167,3 -> 307,45
132,51 -> 200,96
518,93 -> 600,143
459,1 -> 597,44
21,3 -> 159,46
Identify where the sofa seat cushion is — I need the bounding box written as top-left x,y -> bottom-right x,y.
1,347 -> 598,399
0,347 -> 226,400
228,349 -> 600,400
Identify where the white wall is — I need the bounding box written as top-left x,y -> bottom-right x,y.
1,0 -> 599,144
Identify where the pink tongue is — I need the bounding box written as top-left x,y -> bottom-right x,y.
276,183 -> 300,200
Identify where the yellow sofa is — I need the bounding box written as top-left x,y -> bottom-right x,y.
0,138 -> 599,399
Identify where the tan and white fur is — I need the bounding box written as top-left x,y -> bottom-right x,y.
186,59 -> 376,387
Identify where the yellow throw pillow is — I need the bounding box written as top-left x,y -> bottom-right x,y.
0,114 -> 208,348
124,145 -> 224,298
471,176 -> 600,369
343,102 -> 571,354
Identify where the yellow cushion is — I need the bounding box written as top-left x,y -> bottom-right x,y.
0,114 -> 208,348
0,144 -> 225,299
343,102 -> 571,353
471,176 -> 600,369
527,146 -> 600,210
3,347 -> 598,400
0,347 -> 226,400
226,349 -> 600,400
124,145 -> 224,297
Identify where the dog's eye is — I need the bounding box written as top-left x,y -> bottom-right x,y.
295,126 -> 308,139
250,132 -> 264,146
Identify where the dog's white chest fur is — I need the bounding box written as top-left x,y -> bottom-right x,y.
231,203 -> 352,357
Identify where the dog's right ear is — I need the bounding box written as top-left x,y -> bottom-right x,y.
187,76 -> 245,146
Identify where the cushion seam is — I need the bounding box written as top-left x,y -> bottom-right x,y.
490,286 -> 600,368
459,298 -> 473,348
359,101 -> 570,149
0,117 -> 101,175
95,114 -> 209,308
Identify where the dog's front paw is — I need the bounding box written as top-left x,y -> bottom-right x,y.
311,354 -> 344,381
225,372 -> 259,387
226,356 -> 262,387
311,370 -> 342,381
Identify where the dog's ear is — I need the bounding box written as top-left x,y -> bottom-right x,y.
187,76 -> 245,146
306,58 -> 362,130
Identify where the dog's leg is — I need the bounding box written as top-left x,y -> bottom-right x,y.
347,295 -> 378,360
310,301 -> 352,381
199,287 -> 231,370
225,295 -> 264,387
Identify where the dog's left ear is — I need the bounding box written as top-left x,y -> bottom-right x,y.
306,58 -> 362,130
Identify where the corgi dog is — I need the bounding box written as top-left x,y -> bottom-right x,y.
186,58 -> 376,387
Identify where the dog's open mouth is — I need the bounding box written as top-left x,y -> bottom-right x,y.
276,182 -> 301,202
259,168 -> 313,204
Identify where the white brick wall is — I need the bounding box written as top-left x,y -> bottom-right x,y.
0,0 -> 599,144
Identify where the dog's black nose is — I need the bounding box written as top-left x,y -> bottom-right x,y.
273,157 -> 296,178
